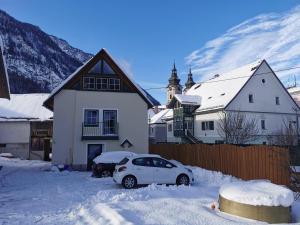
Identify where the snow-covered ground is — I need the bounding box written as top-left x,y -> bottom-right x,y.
0,157 -> 299,225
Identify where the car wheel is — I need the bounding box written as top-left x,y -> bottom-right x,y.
122,175 -> 137,189
176,174 -> 190,186
101,170 -> 112,177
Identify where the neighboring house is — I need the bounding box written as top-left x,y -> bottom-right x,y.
0,38 -> 10,99
288,86 -> 300,106
166,60 -> 300,144
0,94 -> 53,159
149,109 -> 171,143
44,48 -> 154,170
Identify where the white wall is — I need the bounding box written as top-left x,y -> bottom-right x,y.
52,90 -> 149,168
0,121 -> 31,159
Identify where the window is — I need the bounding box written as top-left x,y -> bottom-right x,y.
118,157 -> 129,165
88,60 -> 115,75
262,79 -> 265,83
96,78 -> 108,90
84,109 -> 99,126
168,124 -> 172,132
249,94 -> 254,103
261,120 -> 266,130
201,121 -> 214,130
152,158 -> 174,168
0,143 -> 6,148
103,110 -> 117,135
275,97 -> 280,105
83,77 -> 95,89
132,157 -> 153,167
109,78 -> 120,90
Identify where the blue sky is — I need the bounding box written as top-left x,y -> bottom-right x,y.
1,0 -> 300,104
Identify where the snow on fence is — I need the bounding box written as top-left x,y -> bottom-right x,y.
149,144 -> 290,185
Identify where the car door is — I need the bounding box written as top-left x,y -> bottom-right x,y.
131,157 -> 155,184
152,157 -> 177,184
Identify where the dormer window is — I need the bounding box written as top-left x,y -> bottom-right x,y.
249,94 -> 254,103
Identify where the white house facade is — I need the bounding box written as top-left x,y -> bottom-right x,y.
164,60 -> 300,145
44,49 -> 154,170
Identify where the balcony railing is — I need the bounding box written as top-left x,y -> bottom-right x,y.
82,122 -> 119,140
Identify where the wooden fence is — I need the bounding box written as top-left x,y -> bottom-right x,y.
149,144 -> 290,185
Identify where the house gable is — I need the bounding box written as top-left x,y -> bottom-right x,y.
44,49 -> 153,110
225,60 -> 299,114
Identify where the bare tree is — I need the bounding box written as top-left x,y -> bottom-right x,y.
217,111 -> 259,144
267,119 -> 298,146
267,120 -> 299,199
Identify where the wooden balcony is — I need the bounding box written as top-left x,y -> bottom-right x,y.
81,122 -> 119,140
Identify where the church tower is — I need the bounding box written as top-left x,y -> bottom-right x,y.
167,63 -> 182,104
184,68 -> 195,92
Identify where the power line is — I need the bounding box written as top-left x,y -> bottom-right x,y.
144,65 -> 300,91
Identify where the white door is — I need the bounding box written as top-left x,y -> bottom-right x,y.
131,157 -> 154,184
152,157 -> 177,184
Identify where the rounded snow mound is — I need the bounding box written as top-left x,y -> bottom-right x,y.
219,180 -> 294,207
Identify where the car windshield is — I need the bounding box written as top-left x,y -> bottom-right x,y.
118,157 -> 129,165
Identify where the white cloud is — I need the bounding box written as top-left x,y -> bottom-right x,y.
186,5 -> 300,86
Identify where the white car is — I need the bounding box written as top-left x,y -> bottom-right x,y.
113,154 -> 194,189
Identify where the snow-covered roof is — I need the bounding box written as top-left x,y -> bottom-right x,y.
149,109 -> 171,124
288,86 -> 300,95
174,94 -> 201,106
44,48 -> 154,109
0,94 -> 53,121
186,60 -> 263,112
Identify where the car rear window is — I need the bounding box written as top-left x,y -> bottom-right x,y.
118,157 -> 129,165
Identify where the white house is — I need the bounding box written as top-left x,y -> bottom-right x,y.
165,60 -> 300,144
0,94 -> 53,159
44,48 -> 154,170
149,109 -> 171,144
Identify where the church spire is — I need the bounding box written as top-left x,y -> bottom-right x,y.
167,62 -> 182,104
185,68 -> 195,91
168,62 -> 180,87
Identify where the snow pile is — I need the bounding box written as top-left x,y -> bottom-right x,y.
190,166 -> 238,186
0,153 -> 14,158
93,151 -> 136,164
219,180 -> 294,207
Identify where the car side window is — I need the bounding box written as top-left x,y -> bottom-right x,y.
152,158 -> 173,168
132,157 -> 153,167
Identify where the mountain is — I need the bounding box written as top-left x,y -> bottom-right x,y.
0,9 -> 93,93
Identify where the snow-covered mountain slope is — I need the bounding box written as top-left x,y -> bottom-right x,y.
0,9 -> 93,93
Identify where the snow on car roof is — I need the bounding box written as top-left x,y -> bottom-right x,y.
93,151 -> 136,164
186,60 -> 263,112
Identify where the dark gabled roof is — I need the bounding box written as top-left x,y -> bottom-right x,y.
43,48 -> 154,110
0,42 -> 10,99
